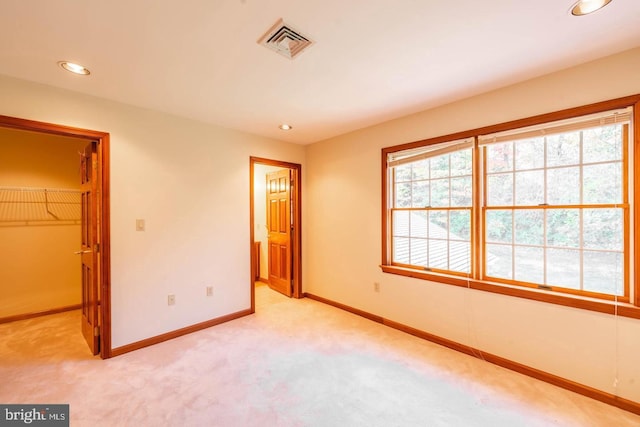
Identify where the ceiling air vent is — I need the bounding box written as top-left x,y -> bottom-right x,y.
258,19 -> 314,60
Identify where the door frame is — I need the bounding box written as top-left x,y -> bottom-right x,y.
0,114 -> 112,359
249,157 -> 302,309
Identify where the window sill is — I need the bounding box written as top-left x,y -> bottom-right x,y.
380,265 -> 640,320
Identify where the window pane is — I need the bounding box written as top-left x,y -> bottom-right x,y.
547,167 -> 580,205
487,173 -> 513,205
430,154 -> 450,178
547,248 -> 580,289
429,211 -> 448,239
393,237 -> 410,264
430,178 -> 450,207
393,210 -> 409,237
410,211 -> 428,238
547,209 -> 580,248
411,181 -> 429,208
514,246 -> 543,284
583,251 -> 623,296
515,170 -> 544,205
583,125 -> 622,164
451,176 -> 471,207
515,137 -> 544,170
428,239 -> 448,270
395,164 -> 412,181
583,208 -> 622,250
395,182 -> 411,207
451,149 -> 472,176
412,159 -> 429,180
449,241 -> 470,273
514,209 -> 543,245
583,163 -> 622,204
547,132 -> 580,167
486,142 -> 513,173
410,238 -> 428,267
486,210 -> 512,243
450,210 -> 470,241
486,243 -> 512,279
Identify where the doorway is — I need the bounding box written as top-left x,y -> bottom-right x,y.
0,114 -> 111,359
250,157 -> 302,311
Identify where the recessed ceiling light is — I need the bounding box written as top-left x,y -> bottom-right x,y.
58,61 -> 90,75
279,124 -> 293,131
570,0 -> 613,16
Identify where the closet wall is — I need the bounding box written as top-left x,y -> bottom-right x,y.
0,127 -> 87,319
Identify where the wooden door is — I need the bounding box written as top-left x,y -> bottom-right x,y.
266,169 -> 292,297
79,141 -> 100,355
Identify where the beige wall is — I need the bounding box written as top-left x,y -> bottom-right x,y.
0,128 -> 86,318
0,74 -> 306,348
305,47 -> 640,403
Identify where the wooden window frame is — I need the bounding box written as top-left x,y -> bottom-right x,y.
389,144 -> 474,276
381,94 -> 640,319
481,124 -> 629,302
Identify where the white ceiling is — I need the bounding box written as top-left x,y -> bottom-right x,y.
1,0 -> 639,144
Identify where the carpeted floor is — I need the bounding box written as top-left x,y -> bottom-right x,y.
1,284 -> 638,426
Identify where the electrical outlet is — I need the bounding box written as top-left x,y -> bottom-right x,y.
206,286 -> 213,296
374,282 -> 380,292
168,294 -> 175,305
136,219 -> 145,231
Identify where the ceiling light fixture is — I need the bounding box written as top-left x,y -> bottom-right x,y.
570,0 -> 613,16
279,124 -> 293,131
58,61 -> 90,75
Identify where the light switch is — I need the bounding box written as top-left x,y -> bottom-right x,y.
136,219 -> 145,231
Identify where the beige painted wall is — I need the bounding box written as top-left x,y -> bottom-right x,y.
305,47 -> 640,403
0,75 -> 305,348
253,164 -> 283,280
0,128 -> 86,317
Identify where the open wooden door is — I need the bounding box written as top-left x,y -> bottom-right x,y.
79,141 -> 100,355
266,169 -> 292,297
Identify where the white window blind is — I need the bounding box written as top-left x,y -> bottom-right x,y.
387,137 -> 474,167
478,107 -> 632,146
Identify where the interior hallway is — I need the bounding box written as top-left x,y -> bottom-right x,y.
1,286 -> 638,427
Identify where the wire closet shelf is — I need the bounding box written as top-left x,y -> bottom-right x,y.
0,186 -> 81,225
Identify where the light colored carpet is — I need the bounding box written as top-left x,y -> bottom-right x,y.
1,285 -> 638,426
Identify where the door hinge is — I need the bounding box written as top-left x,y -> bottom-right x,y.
94,326 -> 100,337
94,243 -> 100,253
